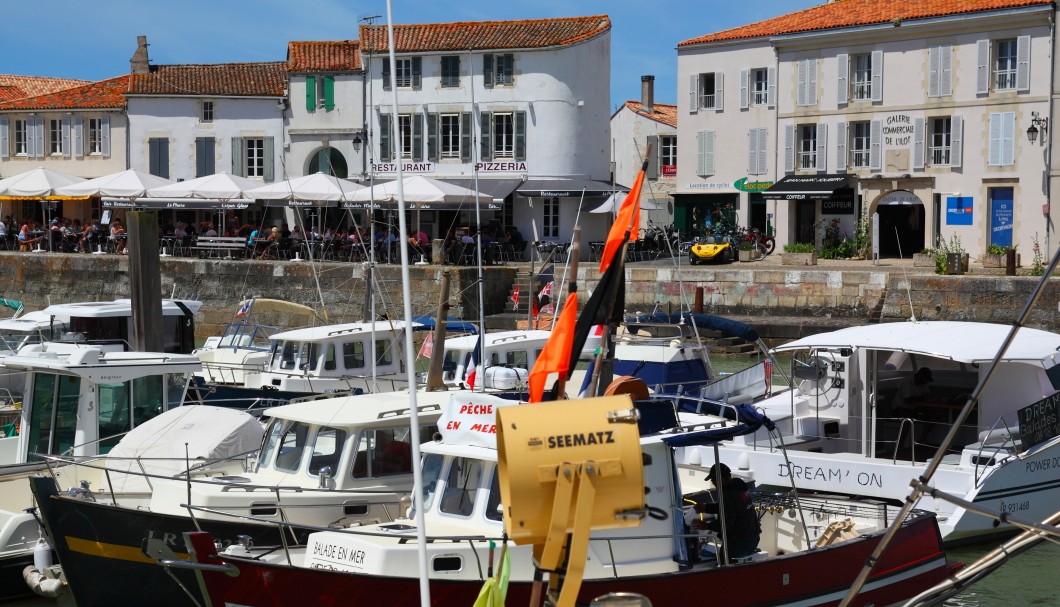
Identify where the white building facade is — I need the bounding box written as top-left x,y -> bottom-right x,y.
677,0 -> 1055,259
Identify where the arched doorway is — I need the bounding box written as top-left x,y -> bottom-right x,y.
874,190 -> 925,257
307,147 -> 348,178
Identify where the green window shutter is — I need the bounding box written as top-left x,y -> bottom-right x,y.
305,75 -> 316,111
427,113 -> 437,162
460,112 -> 472,161
514,111 -> 526,161
480,111 -> 492,161
382,59 -> 391,90
483,55 -> 494,89
503,54 -> 514,85
231,137 -> 244,176
379,114 -> 392,162
196,137 -> 207,177
323,76 -> 335,111
412,113 -> 423,161
411,57 -> 422,90
264,137 -> 275,181
646,135 -> 659,179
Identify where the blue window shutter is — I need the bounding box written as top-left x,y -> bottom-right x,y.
483,55 -> 494,89
196,137 -> 206,177
323,76 -> 335,111
460,112 -> 472,162
427,113 -> 437,162
379,114 -> 391,162
412,114 -> 423,162
306,75 -> 316,111
480,111 -> 492,161
411,57 -> 422,90
232,137 -> 244,175
514,111 -> 526,161
101,116 -> 111,158
264,137 -> 275,181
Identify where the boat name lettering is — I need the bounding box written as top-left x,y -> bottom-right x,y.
99,375 -> 122,381
547,431 -> 614,449
311,542 -> 367,565
146,530 -> 181,548
999,499 -> 1031,514
457,404 -> 493,415
777,464 -> 883,488
1026,455 -> 1060,474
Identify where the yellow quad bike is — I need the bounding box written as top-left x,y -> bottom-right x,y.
688,236 -> 733,264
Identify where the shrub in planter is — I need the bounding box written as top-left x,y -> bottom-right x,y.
782,242 -> 817,266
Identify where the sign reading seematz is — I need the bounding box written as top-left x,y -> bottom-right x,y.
1017,394 -> 1060,450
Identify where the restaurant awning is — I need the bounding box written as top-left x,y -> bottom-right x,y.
516,179 -> 621,199
103,197 -> 255,210
443,178 -> 523,210
761,174 -> 856,202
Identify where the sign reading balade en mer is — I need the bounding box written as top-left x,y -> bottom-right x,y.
1017,394 -> 1060,451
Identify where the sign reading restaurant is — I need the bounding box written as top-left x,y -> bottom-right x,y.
372,162 -> 527,174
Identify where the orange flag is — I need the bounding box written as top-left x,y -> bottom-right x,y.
599,159 -> 648,273
527,291 -> 578,402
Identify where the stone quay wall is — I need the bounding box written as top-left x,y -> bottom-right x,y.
2,252 -> 1058,340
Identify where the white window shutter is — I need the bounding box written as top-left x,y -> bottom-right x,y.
73,117 -> 83,158
869,119 -> 882,171
101,116 -> 111,158
697,130 -> 707,176
816,123 -> 828,171
1016,35 -> 1031,92
836,53 -> 848,105
940,45 -> 952,97
870,50 -> 883,102
1001,111 -> 1015,165
740,68 -> 749,110
807,58 -> 818,105
784,124 -> 795,173
976,39 -> 990,94
988,112 -> 1001,166
913,117 -> 925,170
950,114 -> 963,168
61,115 -> 72,158
747,129 -> 757,174
767,67 -> 776,108
705,131 -> 716,175
836,121 -> 847,171
757,128 -> 768,175
689,74 -> 699,113
714,72 -> 724,112
797,60 -> 807,106
928,47 -> 940,98
0,117 -> 7,159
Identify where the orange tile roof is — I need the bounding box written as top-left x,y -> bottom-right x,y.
288,41 -> 361,72
624,101 -> 677,128
680,0 -> 1053,46
0,75 -> 89,100
0,75 -> 133,111
360,15 -> 610,53
128,63 -> 287,97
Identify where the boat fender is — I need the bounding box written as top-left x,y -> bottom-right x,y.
22,565 -> 66,599
33,535 -> 52,570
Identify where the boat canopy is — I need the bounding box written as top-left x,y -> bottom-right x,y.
627,313 -> 760,343
234,298 -> 323,322
773,321 -> 1060,364
410,315 -> 478,335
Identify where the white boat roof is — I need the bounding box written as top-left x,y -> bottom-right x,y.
774,320 -> 1060,364
41,299 -> 203,318
0,343 -> 201,381
614,341 -> 703,363
0,310 -> 65,332
263,388 -> 452,427
269,321 -> 419,342
443,330 -> 552,350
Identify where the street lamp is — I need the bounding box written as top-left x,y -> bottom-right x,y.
352,132 -> 363,153
1027,111 -> 1048,144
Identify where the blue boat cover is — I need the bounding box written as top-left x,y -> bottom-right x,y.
626,312 -> 760,343
410,315 -> 478,335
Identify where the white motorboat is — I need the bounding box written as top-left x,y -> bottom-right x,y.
675,320 -> 1060,543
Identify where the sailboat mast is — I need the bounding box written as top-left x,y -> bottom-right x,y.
469,47 -> 487,392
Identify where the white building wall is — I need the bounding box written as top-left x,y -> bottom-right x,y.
610,105 -> 676,227
286,73 -> 365,179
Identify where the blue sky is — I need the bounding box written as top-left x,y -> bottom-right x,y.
6,0 -> 818,110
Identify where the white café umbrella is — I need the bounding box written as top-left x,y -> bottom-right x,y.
146,172 -> 260,200
0,167 -> 86,198
244,172 -> 364,203
348,174 -> 491,209
54,168 -> 174,199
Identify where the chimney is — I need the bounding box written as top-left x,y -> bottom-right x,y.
641,75 -> 655,114
130,35 -> 150,75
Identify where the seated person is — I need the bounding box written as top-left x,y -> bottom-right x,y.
17,223 -> 40,251
110,219 -> 127,254
691,463 -> 760,561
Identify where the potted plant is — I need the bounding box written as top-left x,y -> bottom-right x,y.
781,242 -> 817,266
933,233 -> 969,275
737,240 -> 755,262
982,244 -> 1019,268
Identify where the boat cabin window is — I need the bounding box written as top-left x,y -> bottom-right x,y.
376,340 -> 393,366
274,421 -> 312,472
98,382 -> 132,452
257,418 -> 288,471
505,350 -> 529,369
323,344 -> 337,371
343,342 -> 366,369
351,425 -> 434,478
26,373 -> 80,460
442,350 -> 462,379
309,426 -> 347,475
440,456 -> 483,517
274,342 -> 298,371
489,352 -> 501,366
485,467 -> 503,521
301,343 -> 319,371
417,453 -> 445,516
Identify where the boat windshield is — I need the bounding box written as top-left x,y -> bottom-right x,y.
439,457 -> 483,517
0,330 -> 46,353
417,453 -> 445,516
257,418 -> 289,471
217,323 -> 275,350
485,467 -> 503,522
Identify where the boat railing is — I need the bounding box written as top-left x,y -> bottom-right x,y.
197,359 -> 268,384
971,416 -> 1021,486
893,417 -> 917,464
